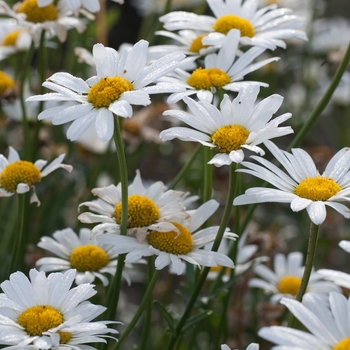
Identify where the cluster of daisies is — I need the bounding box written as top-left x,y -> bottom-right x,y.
0,0 -> 350,349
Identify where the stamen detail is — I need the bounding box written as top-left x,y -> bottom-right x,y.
70,245 -> 109,271
148,222 -> 193,255
187,67 -> 230,90
17,0 -> 58,23
189,34 -> 209,53
213,14 -> 255,37
334,337 -> 350,350
2,29 -> 23,46
277,276 -> 301,296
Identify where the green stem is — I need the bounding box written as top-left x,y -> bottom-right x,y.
8,193 -> 27,275
288,222 -> 319,328
168,144 -> 201,190
202,147 -> 213,203
167,163 -> 236,350
114,269 -> 161,350
287,41 -> 350,150
104,117 -> 129,322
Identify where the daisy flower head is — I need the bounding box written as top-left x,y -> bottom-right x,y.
161,29 -> 279,104
234,141 -> 350,225
0,146 -> 72,205
78,170 -> 189,240
0,19 -> 31,61
0,268 -> 118,349
27,42 -> 185,142
0,70 -> 15,97
259,292 -> 350,349
160,0 -> 308,50
97,199 -> 236,275
37,0 -> 100,14
36,227 -> 123,286
221,343 -> 259,350
0,0 -> 86,44
160,85 -> 293,166
248,251 -> 340,304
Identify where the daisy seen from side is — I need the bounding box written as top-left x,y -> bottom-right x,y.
0,268 -> 118,349
27,42 -> 185,142
78,170 -> 189,240
97,199 -> 236,275
160,85 -> 293,166
35,227 -> 126,286
0,146 -> 72,204
248,251 -> 340,304
160,0 -> 308,50
160,29 -> 279,104
259,292 -> 350,349
233,140 -> 350,225
0,70 -> 15,96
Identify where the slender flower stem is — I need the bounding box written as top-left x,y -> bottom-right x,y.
167,163 -> 237,350
288,222 -> 319,328
104,117 -> 129,322
202,147 -> 213,203
288,41 -> 350,150
114,269 -> 161,350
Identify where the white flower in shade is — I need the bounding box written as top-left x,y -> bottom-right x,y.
159,0 -> 307,50
36,228 -> 123,286
0,0 -> 86,44
222,343 -> 259,350
0,146 -> 72,204
233,141 -> 350,225
248,252 -> 340,304
160,85 -> 293,166
0,19 -> 31,60
0,269 -> 118,349
27,42 -> 185,142
160,29 -> 279,104
259,292 -> 350,349
97,199 -> 236,275
78,170 -> 189,240
37,0 -> 100,13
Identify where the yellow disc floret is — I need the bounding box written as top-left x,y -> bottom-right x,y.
70,245 -> 109,272
2,29 -> 23,46
58,331 -> 72,344
87,76 -> 134,109
189,34 -> 209,53
17,305 -> 63,336
334,337 -> 350,350
0,160 -> 41,193
213,14 -> 255,37
17,0 -> 58,23
114,194 -> 160,228
211,124 -> 250,153
294,176 -> 342,201
0,71 -> 15,95
277,276 -> 301,296
187,67 -> 230,90
148,222 -> 193,255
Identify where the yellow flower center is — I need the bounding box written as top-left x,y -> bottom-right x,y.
57,331 -> 72,344
0,71 -> 15,95
213,14 -> 255,37
0,160 -> 41,193
211,124 -> 250,153
277,276 -> 301,296
87,76 -> 134,109
17,305 -> 63,336
334,338 -> 350,350
187,67 -> 230,90
148,222 -> 193,255
17,0 -> 58,23
2,29 -> 23,46
189,34 -> 209,53
69,245 -> 110,272
294,176 -> 342,201
114,194 -> 160,228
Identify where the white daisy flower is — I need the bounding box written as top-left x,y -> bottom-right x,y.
160,85 -> 293,166
27,42 -> 185,142
0,268 -> 118,349
37,0 -> 100,14
0,19 -> 31,60
233,141 -> 350,225
248,251 -> 340,304
160,29 -> 279,104
159,0 -> 308,50
78,170 -> 189,240
0,0 -> 86,44
36,227 -> 124,286
259,292 -> 350,349
0,69 -> 15,96
97,199 -> 236,275
0,146 -> 72,204
221,343 -> 259,350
